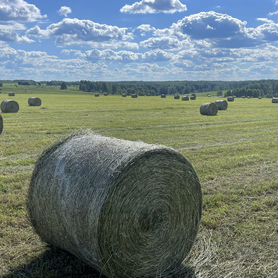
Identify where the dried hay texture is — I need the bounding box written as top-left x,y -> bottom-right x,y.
28,97 -> 42,106
0,100 -> 19,113
174,95 -> 180,100
182,96 -> 190,101
28,132 -> 202,278
227,97 -> 234,102
215,100 -> 228,111
0,115 -> 3,135
272,97 -> 278,103
200,103 -> 218,116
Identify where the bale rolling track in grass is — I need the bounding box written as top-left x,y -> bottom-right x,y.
0,100 -> 19,113
28,132 -> 202,278
28,97 -> 42,106
200,103 -> 218,116
272,97 -> 278,103
0,115 -> 3,135
215,100 -> 228,110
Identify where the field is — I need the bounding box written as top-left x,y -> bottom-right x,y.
0,87 -> 277,278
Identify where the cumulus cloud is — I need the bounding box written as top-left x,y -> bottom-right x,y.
58,6 -> 72,17
0,0 -> 46,22
0,22 -> 33,43
27,18 -> 133,44
120,0 -> 187,14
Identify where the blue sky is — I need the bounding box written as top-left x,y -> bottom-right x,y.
0,0 -> 277,81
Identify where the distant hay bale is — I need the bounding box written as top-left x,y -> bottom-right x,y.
174,94 -> 180,99
28,97 -> 42,106
0,115 -> 3,135
190,94 -> 196,100
161,94 -> 166,98
181,95 -> 190,101
95,93 -> 100,97
0,100 -> 19,113
121,93 -> 127,97
103,93 -> 109,96
131,93 -> 138,98
215,100 -> 228,110
227,96 -> 235,102
28,132 -> 202,278
272,97 -> 278,103
8,92 -> 15,96
200,103 -> 218,116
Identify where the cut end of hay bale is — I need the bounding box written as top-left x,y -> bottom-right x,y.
28,132 -> 202,278
28,97 -> 42,107
0,100 -> 19,113
200,103 -> 218,116
0,115 -> 3,135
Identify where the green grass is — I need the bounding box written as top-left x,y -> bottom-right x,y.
0,88 -> 277,278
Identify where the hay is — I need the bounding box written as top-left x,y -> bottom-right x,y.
174,94 -> 180,99
131,94 -> 138,98
28,97 -> 42,106
190,94 -> 196,100
200,103 -> 218,116
215,100 -> 228,110
28,132 -> 202,278
8,92 -> 15,96
182,96 -> 190,101
121,93 -> 127,97
272,97 -> 278,103
161,94 -> 166,98
0,100 -> 19,113
227,96 -> 234,102
95,93 -> 100,97
0,115 -> 3,135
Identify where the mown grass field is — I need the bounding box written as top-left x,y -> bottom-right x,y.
0,87 -> 277,278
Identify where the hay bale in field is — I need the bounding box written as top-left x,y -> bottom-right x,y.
161,94 -> 166,98
174,94 -> 180,99
131,93 -> 138,98
8,92 -> 15,96
200,103 -> 218,116
0,100 -> 19,113
190,94 -> 196,100
28,97 -> 42,106
227,96 -> 234,102
121,93 -> 127,97
0,115 -> 3,135
103,93 -> 109,96
272,97 -> 278,103
28,132 -> 202,278
181,95 -> 190,101
215,100 -> 228,110
95,93 -> 100,97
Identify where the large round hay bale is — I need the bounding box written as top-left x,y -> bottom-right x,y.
28,132 -> 202,278
181,95 -> 190,101
227,96 -> 234,102
131,93 -> 138,98
272,97 -> 278,103
215,100 -> 228,110
0,115 -> 3,135
200,103 -> 218,116
0,100 -> 19,113
174,94 -> 180,99
28,97 -> 42,106
161,94 -> 166,98
8,92 -> 15,97
190,94 -> 196,100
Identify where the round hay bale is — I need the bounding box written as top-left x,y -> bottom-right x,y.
131,93 -> 138,98
174,94 -> 180,100
272,97 -> 278,103
0,100 -> 19,113
200,103 -> 218,116
28,97 -> 42,106
190,94 -> 196,100
0,115 -> 3,135
181,95 -> 190,101
215,100 -> 228,110
227,96 -> 234,102
28,132 -> 202,278
161,94 -> 166,98
94,93 -> 100,97
8,92 -> 15,97
103,93 -> 109,96
121,93 -> 127,97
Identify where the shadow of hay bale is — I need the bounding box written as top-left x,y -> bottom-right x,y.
2,247 -> 196,278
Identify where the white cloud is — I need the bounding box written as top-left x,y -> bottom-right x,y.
0,22 -> 33,43
0,0 -> 46,22
58,6 -> 72,17
120,0 -> 187,14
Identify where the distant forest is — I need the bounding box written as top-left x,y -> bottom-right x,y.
1,79 -> 277,98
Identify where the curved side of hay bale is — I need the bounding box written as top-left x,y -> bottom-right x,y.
215,100 -> 228,110
181,96 -> 190,101
200,103 -> 218,116
28,97 -> 42,106
28,132 -> 202,278
272,97 -> 278,103
0,115 -> 3,135
0,100 -> 19,113
227,96 -> 234,102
